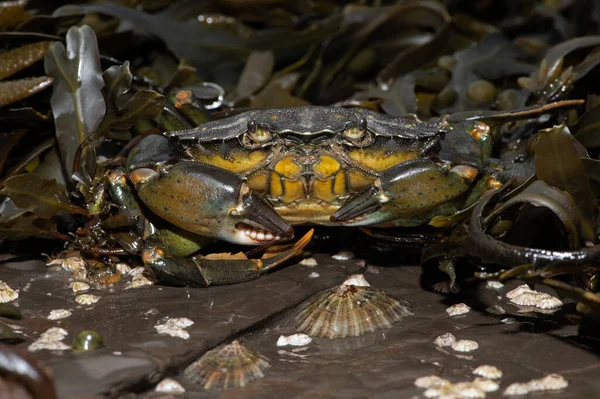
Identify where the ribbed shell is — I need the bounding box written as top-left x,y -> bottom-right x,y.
184,340 -> 270,389
296,284 -> 413,339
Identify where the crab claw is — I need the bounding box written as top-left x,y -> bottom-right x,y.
331,159 -> 478,226
130,161 -> 293,245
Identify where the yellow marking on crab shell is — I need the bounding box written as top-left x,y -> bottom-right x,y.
346,148 -> 419,172
333,170 -> 346,197
190,149 -> 267,174
270,115 -> 279,120
313,155 -> 340,178
246,172 -> 268,193
312,179 -> 336,203
282,180 -> 305,204
347,169 -> 376,191
269,172 -> 283,198
274,157 -> 302,179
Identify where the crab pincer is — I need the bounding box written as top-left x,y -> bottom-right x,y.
331,158 -> 479,226
129,162 -> 294,245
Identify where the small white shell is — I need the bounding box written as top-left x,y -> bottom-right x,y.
451,339 -> 478,352
503,382 -> 530,396
472,365 -> 503,379
28,340 -> 71,351
276,334 -> 312,347
0,281 -> 18,303
69,282 -> 89,293
528,373 -> 568,391
414,375 -> 451,389
299,258 -> 318,267
154,317 -> 194,340
332,250 -> 354,260
472,377 -> 499,392
434,333 -> 456,347
48,257 -> 87,279
342,274 -> 370,287
486,281 -> 504,289
505,284 -> 534,299
423,388 -> 450,398
47,309 -> 72,320
155,378 -> 185,393
28,327 -> 70,351
446,303 -> 471,316
423,386 -> 449,398
41,327 -> 68,341
308,272 -> 320,278
125,274 -> 154,289
75,294 -> 100,305
452,382 -> 485,398
115,262 -> 132,275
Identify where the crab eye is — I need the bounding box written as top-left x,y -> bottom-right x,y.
344,118 -> 367,140
247,120 -> 257,133
358,117 -> 367,133
242,121 -> 272,148
247,122 -> 271,143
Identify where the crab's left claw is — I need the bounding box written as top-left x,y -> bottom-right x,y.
331,159 -> 479,226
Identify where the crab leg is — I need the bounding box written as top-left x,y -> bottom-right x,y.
331,158 -> 479,226
142,229 -> 313,286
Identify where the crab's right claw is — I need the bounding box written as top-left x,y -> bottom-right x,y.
130,162 -> 293,245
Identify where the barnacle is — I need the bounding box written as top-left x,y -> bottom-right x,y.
296,284 -> 412,339
184,340 -> 270,390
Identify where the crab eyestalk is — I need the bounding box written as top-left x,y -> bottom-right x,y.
129,161 -> 293,245
331,159 -> 479,226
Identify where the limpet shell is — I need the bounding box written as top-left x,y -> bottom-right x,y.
184,340 -> 269,389
296,284 -> 412,339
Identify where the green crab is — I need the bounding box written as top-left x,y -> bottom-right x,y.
115,103 -> 577,286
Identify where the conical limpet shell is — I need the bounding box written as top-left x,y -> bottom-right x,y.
296,284 -> 412,339
184,340 -> 270,390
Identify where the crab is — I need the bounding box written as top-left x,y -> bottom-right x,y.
113,103 -> 579,287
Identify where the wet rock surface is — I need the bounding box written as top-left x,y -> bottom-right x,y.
2,254 -> 600,398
